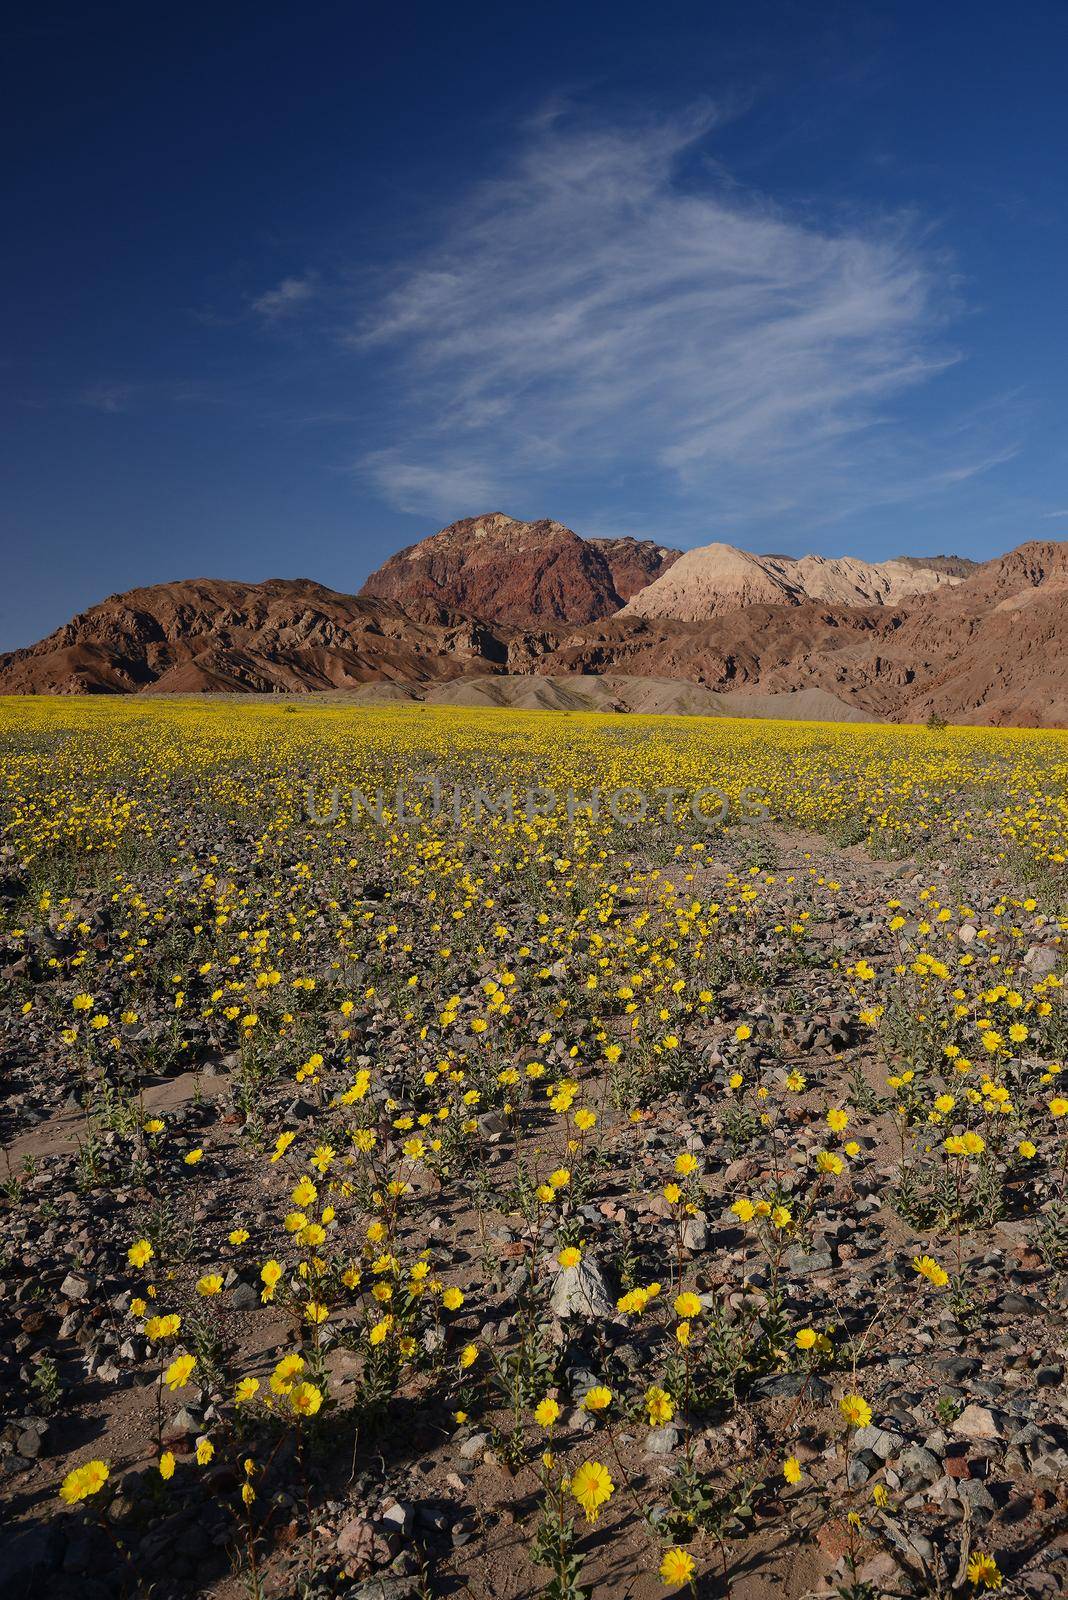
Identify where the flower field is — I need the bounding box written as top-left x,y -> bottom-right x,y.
1,697 -> 1067,1600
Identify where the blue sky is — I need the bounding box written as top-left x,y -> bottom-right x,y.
3,0 -> 1067,650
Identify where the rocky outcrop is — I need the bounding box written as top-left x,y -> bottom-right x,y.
359,513 -> 679,624
620,542 -> 974,621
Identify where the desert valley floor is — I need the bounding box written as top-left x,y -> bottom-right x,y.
1,698 -> 1067,1600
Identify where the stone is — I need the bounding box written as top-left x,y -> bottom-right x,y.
565,1364 -> 600,1399
1030,1443 -> 1068,1478
1024,945 -> 1059,977
933,1356 -> 978,1380
416,1505 -> 452,1535
750,1373 -> 830,1402
337,1515 -> 381,1567
549,1256 -> 615,1320
348,1579 -> 422,1600
956,1479 -> 997,1519
783,1246 -> 833,1276
999,1293 -> 1042,1315
285,1097 -> 319,1121
644,1425 -> 679,1456
16,1425 -> 44,1459
680,1212 -> 709,1251
1020,1573 -> 1062,1598
853,1425 -> 903,1461
859,1551 -> 905,1587
954,1404 -> 1005,1442
380,1501 -> 414,1537
164,1408 -> 201,1440
898,1445 -> 941,1486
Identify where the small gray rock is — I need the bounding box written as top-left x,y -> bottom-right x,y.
1024,945 -> 1059,977
349,1579 -> 422,1600
783,1246 -> 833,1276
680,1213 -> 708,1251
16,1426 -> 44,1460
854,1425 -> 903,1461
899,1445 -> 941,1486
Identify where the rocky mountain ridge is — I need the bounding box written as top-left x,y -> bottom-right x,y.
619,542 -> 976,620
1,521 -> 1065,726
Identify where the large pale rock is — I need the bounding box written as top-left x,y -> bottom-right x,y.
953,1404 -> 1005,1442
549,1256 -> 615,1320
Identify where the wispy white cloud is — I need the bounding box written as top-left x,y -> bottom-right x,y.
355,106 -> 994,532
1042,508 -> 1068,519
362,451 -> 501,517
252,273 -> 318,320
931,444 -> 1021,486
80,381 -> 136,413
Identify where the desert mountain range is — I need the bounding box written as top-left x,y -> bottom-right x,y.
2,514 -> 1066,725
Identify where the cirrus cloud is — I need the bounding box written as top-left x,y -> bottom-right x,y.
354,106 -> 990,532
252,273 -> 318,320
